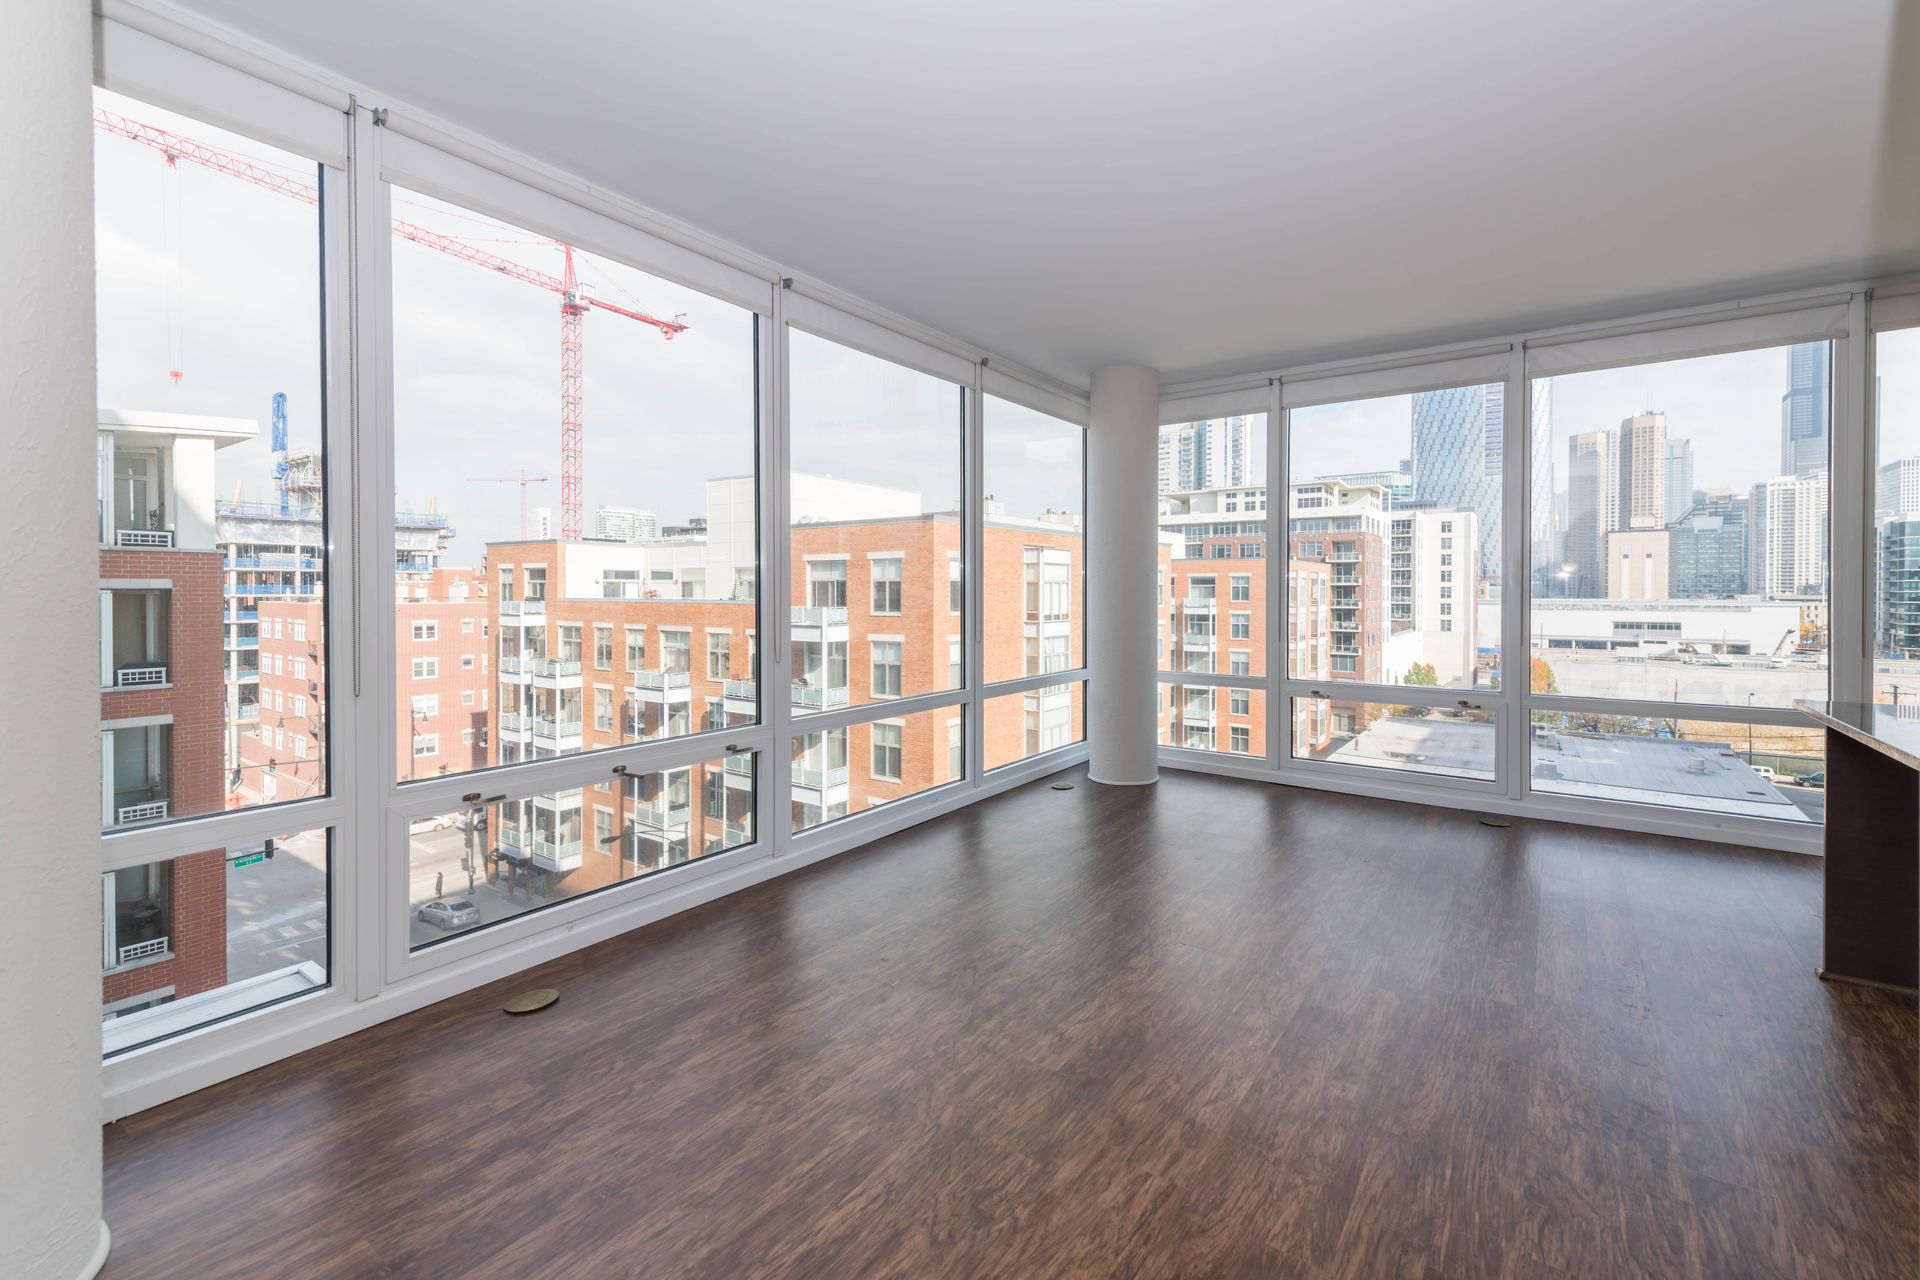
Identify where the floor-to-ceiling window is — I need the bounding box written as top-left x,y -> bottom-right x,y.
982,392 -> 1087,770
1525,336 -> 1834,825
92,81 -> 337,1051
786,321 -> 967,833
1873,319 -> 1920,706
1155,400 -> 1270,758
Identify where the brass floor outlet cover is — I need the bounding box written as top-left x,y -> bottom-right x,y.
504,988 -> 560,1015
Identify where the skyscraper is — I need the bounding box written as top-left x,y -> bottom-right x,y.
594,505 -> 659,542
1780,341 -> 1830,478
1750,470 -> 1829,598
1670,492 -> 1748,597
1565,430 -> 1616,598
1615,412 -> 1667,530
1410,383 -> 1502,584
1664,438 -> 1694,524
1157,416 -> 1254,494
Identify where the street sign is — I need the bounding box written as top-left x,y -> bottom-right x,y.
230,851 -> 265,867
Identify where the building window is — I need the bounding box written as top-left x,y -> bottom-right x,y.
949,635 -> 963,689
707,631 -> 731,681
807,559 -> 848,609
1230,726 -> 1251,753
872,722 -> 903,781
594,625 -> 613,670
1231,612 -> 1252,640
413,734 -> 439,758
626,626 -> 645,671
411,694 -> 438,718
871,641 -> 903,698
949,556 -> 963,615
1231,574 -> 1251,602
947,719 -> 962,781
411,658 -> 438,680
1230,689 -> 1250,716
594,688 -> 613,732
870,557 -> 903,615
411,620 -> 437,641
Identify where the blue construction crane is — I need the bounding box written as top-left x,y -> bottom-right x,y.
271,392 -> 291,515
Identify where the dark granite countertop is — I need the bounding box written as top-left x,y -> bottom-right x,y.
1794,699 -> 1920,771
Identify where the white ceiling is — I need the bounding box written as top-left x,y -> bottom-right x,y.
178,0 -> 1919,386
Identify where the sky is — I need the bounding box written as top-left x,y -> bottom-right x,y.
90,84 -> 1918,572
94,87 -> 1081,572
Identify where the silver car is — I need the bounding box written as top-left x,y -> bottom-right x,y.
416,898 -> 481,930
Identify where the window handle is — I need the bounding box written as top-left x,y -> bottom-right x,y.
461,792 -> 504,806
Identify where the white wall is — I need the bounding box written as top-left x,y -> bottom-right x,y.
0,3 -> 109,1277
1088,365 -> 1160,785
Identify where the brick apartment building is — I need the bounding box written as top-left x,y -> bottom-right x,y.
98,410 -> 244,1016
473,488 -> 1084,902
234,568 -> 491,806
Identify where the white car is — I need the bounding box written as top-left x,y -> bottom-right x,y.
1751,765 -> 1778,782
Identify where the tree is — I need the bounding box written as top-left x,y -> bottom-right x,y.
1531,656 -> 1558,694
1403,661 -> 1439,687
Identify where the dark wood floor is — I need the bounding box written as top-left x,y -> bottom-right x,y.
103,769 -> 1916,1279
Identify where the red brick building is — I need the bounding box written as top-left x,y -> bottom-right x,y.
472,511 -> 1085,900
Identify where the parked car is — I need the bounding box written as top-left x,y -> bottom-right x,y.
1795,771 -> 1826,788
416,899 -> 481,930
1750,765 -> 1778,782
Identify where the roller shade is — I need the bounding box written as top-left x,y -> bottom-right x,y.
1159,381 -> 1273,426
1526,298 -> 1851,378
784,292 -> 976,387
378,129 -> 776,317
95,15 -> 349,168
1871,286 -> 1920,332
1280,345 -> 1512,410
983,366 -> 1089,427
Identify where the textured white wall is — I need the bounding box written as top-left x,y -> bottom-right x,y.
1087,364 -> 1160,785
0,1 -> 108,1276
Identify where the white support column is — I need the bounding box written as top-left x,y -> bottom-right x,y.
1087,364 -> 1161,785
1,0 -> 109,1277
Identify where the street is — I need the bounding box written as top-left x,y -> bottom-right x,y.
224,828 -> 329,984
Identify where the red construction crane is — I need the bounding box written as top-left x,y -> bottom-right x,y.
468,470 -> 550,540
94,107 -> 688,540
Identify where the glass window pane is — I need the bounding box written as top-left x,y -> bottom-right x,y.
792,707 -> 963,834
1158,684 -> 1266,756
1158,415 -> 1268,677
985,396 -> 1085,682
103,827 -> 330,1056
1288,389 -> 1502,689
1529,345 -> 1829,709
788,331 -> 964,714
93,88 -> 329,828
985,682 -> 1085,771
390,190 -> 759,781
1530,713 -> 1821,823
409,752 -> 757,947
1292,698 -> 1496,781
1874,327 -> 1920,704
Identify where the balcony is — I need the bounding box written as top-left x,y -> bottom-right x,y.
531,657 -> 583,688
224,583 -> 309,597
115,528 -> 175,549
229,554 -> 319,571
1182,699 -> 1216,726
1330,644 -> 1361,658
500,656 -> 532,683
1182,594 -> 1217,612
529,833 -> 582,873
790,682 -> 849,710
1331,618 -> 1360,633
1182,631 -> 1218,651
530,715 -> 583,747
116,798 -> 169,825
791,605 -> 850,640
633,798 -> 692,832
632,669 -> 693,701
792,763 -> 851,794
722,754 -> 755,788
1331,573 -> 1359,586
1328,550 -> 1361,564
114,663 -> 168,688
231,636 -> 260,650
236,703 -> 260,723
224,609 -> 259,623
499,598 -> 546,622
113,935 -> 170,966
234,664 -> 261,683
498,711 -> 532,742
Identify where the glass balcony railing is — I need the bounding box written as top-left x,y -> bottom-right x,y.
792,763 -> 850,791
